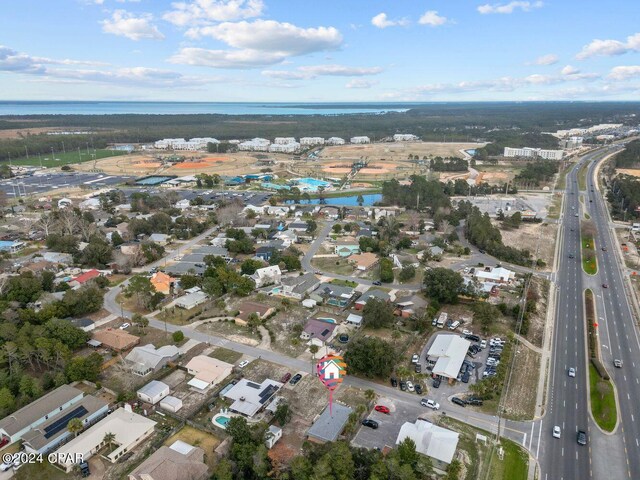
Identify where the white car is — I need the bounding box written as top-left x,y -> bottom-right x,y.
480,340 -> 487,349
411,354 -> 420,364
553,426 -> 561,438
119,323 -> 130,330
238,360 -> 250,369
568,367 -> 576,377
406,381 -> 415,392
421,398 -> 440,410
0,457 -> 14,472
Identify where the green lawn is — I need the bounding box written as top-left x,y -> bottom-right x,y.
581,237 -> 598,275
589,364 -> 617,432
578,162 -> 589,190
209,347 -> 243,364
10,149 -> 125,167
489,438 -> 529,480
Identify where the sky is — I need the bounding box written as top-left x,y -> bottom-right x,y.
1,0 -> 640,102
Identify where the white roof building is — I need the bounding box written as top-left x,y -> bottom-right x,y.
137,380 -> 170,405
154,138 -> 218,151
393,134 -> 419,142
274,137 -> 297,144
159,395 -> 183,413
300,137 -> 325,146
238,138 -> 271,151
326,137 -> 345,145
472,266 -> 515,284
503,147 -> 564,160
250,265 -> 282,288
175,290 -> 208,309
55,407 -> 156,471
185,355 -> 233,393
350,136 -> 371,144
396,419 -> 459,465
269,142 -> 300,153
427,334 -> 471,379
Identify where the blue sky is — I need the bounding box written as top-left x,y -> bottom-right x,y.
1,0 -> 640,101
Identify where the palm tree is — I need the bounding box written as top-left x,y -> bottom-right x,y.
67,418 -> 83,437
379,216 -> 401,243
309,344 -> 319,374
103,432 -> 116,452
396,366 -> 410,382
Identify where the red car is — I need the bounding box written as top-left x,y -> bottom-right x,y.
280,372 -> 292,383
374,405 -> 390,414
0,437 -> 8,448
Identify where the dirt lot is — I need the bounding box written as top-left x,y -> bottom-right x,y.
501,344 -> 541,420
496,221 -> 558,271
196,320 -> 261,346
164,426 -> 221,469
617,168 -> 640,178
319,141 -> 486,161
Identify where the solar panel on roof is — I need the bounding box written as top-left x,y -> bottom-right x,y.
43,406 -> 88,439
246,381 -> 260,389
321,329 -> 330,337
259,384 -> 279,404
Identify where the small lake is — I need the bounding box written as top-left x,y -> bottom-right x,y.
285,193 -> 382,206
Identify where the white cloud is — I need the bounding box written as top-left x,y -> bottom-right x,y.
608,66 -> 640,81
262,64 -> 383,80
101,10 -> 164,41
0,46 -> 46,74
576,33 -> 640,59
561,65 -> 579,76
371,13 -> 409,29
534,53 -> 558,65
346,79 -> 377,89
477,1 -> 543,14
163,0 -> 264,27
169,47 -> 284,68
418,11 -> 448,27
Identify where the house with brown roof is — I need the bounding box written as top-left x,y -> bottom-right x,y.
235,301 -> 275,326
92,328 -> 140,351
128,441 -> 208,480
150,272 -> 176,295
348,252 -> 379,271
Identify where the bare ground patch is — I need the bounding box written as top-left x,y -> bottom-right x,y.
501,345 -> 541,421
496,221 -> 558,270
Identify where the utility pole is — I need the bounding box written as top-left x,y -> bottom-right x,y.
24,145 -> 29,159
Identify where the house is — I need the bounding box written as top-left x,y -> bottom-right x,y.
175,199 -> 191,210
175,289 -> 208,309
54,407 -> 156,472
235,301 -> 275,326
79,198 -> 101,210
92,328 -> 140,352
310,283 -> 356,307
301,318 -> 337,345
57,198 -> 73,209
348,252 -> 379,271
345,313 -> 363,327
43,252 -> 73,264
356,228 -> 374,238
165,262 -> 206,276
266,206 -> 290,217
159,396 -> 183,413
273,229 -> 297,247
472,266 -> 516,284
396,420 -> 459,470
334,242 -> 360,257
149,233 -> 172,245
287,222 -> 309,232
255,246 -> 276,261
265,425 -> 282,449
22,394 -> 109,455
222,378 -> 283,417
350,136 -> 370,144
354,289 -> 391,310
250,265 -> 282,288
125,344 -> 180,376
191,245 -> 230,258
277,272 -> 321,300
68,318 -> 95,332
151,272 -> 177,295
185,355 -> 233,393
67,269 -> 101,288
20,260 -> 56,275
302,298 -> 317,309
137,380 -> 170,405
0,385 -> 84,445
429,245 -> 444,257
307,404 -> 353,443
0,240 -> 25,253
427,334 -> 471,380
394,294 -> 428,317
128,441 -> 209,480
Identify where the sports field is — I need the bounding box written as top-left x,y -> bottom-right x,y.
9,149 -> 126,168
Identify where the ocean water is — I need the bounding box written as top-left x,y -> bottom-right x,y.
0,101 -> 411,116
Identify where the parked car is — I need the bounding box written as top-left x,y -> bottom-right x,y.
602,247 -> 607,251
415,364 -> 422,373
411,354 -> 420,364
362,419 -> 379,429
280,372 -> 292,383
462,329 -> 472,336
602,283 -> 608,288
0,437 -> 8,449
432,377 -> 441,388
465,334 -> 480,342
467,397 -> 484,406
289,373 -> 302,385
390,377 -> 398,387
421,398 -> 440,410
568,367 -> 576,377
0,457 -> 14,472
415,384 -> 423,395
119,323 -> 131,330
80,462 -> 90,477
451,397 -> 467,407
374,405 -> 390,414
238,360 -> 250,369
553,426 -> 561,439
480,340 -> 487,349
372,281 -> 382,286
400,381 -> 407,391
577,430 -> 587,445
406,381 -> 415,392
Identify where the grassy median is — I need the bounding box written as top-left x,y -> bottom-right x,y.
581,237 -> 597,275
589,364 -> 617,432
578,161 -> 589,191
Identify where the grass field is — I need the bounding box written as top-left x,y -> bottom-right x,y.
556,162 -> 576,190
489,438 -> 529,480
589,364 -> 617,432
582,237 -> 598,275
209,347 -> 243,364
10,149 -> 126,168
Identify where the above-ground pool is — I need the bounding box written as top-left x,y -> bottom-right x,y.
212,413 -> 231,429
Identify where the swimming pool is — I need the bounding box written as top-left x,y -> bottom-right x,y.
316,317 -> 337,324
212,414 -> 231,429
291,177 -> 333,192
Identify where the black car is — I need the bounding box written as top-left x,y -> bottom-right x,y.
432,377 -> 441,388
467,397 -> 484,406
390,377 -> 398,387
362,419 -> 379,429
465,334 -> 481,342
415,364 -> 422,373
415,384 -> 423,395
79,462 -> 90,478
451,397 -> 467,407
373,281 -> 382,286
400,381 -> 407,391
577,430 -> 587,445
289,374 -> 303,385
461,373 -> 470,383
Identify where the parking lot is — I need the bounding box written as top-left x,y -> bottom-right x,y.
0,172 -> 133,197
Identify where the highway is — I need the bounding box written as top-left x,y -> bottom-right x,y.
537,151 -> 594,480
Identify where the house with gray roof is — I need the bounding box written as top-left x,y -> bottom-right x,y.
222,378 -> 283,417
310,283 -> 356,307
125,344 -> 180,376
137,380 -> 171,405
191,245 -> 230,257
307,404 -> 353,443
128,441 -> 209,480
355,289 -> 391,310
165,262 -> 206,276
277,272 -> 321,300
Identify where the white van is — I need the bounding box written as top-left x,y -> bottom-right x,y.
449,321 -> 460,330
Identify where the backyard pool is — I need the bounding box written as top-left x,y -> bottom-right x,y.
212,413 -> 231,429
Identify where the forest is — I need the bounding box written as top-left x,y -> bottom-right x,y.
614,139 -> 640,168
0,101 -> 638,163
